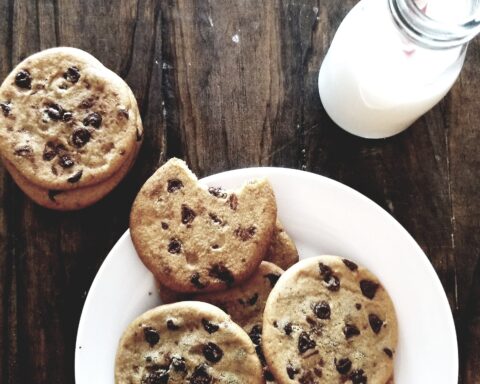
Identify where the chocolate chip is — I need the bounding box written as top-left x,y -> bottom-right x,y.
67,170 -> 83,183
0,102 -> 11,116
319,262 -> 341,291
343,324 -> 360,339
202,318 -> 219,333
349,369 -> 367,384
203,342 -> 223,363
170,355 -> 186,372
190,273 -> 206,289
142,369 -> 169,384
263,273 -> 280,288
209,263 -> 234,286
211,244 -> 219,249
286,364 -> 299,379
208,186 -> 227,198
46,103 -> 64,120
383,348 -> 393,358
360,279 -> 380,299
181,204 -> 196,224
48,190 -> 62,202
168,239 -> 182,254
15,70 -> 32,89
63,66 -> 81,83
342,259 -> 358,271
161,222 -> 169,230
248,325 -> 262,345
80,98 -> 94,109
355,303 -> 362,310
335,358 -> 352,374
305,315 -> 318,328
233,225 -> 256,241
143,327 -> 160,346
43,142 -> 59,161
14,145 -> 33,157
62,111 -> 73,122
298,331 -> 316,354
72,127 -> 91,148
119,108 -> 129,119
209,213 -> 223,225
166,319 -> 180,330
228,193 -> 238,210
189,364 -> 212,384
313,301 -> 331,320
319,262 -> 333,277
59,154 -> 74,168
167,178 -> 184,193
264,369 -> 275,381
284,322 -> 293,335
368,314 -> 383,334
83,112 -> 102,128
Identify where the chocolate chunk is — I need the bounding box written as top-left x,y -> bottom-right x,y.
15,70 -> 32,89
190,273 -> 206,289
14,145 -> 33,157
233,225 -> 256,241
62,111 -> 73,122
170,355 -> 186,372
368,314 -> 383,334
228,193 -> 238,210
48,190 -> 62,202
264,273 -> 280,287
335,358 -> 352,374
166,319 -> 180,330
142,369 -> 169,384
355,303 -> 362,310
167,178 -> 184,193
343,324 -> 360,339
189,364 -> 212,384
284,322 -> 293,335
181,204 -> 196,224
83,112 -> 102,128
46,103 -> 64,120
208,186 -> 227,198
202,342 -> 223,363
168,239 -> 182,254
349,369 -> 367,384
383,348 -> 393,358
63,66 -> 81,83
72,127 -> 91,148
67,170 -> 83,183
161,222 -> 169,230
248,325 -> 262,345
209,263 -> 234,286
209,213 -> 223,225
59,154 -> 74,168
0,102 -> 11,116
143,327 -> 160,346
313,301 -> 331,320
298,331 -> 316,354
342,259 -> 358,271
360,279 -> 380,299
286,364 -> 299,379
202,318 -> 219,333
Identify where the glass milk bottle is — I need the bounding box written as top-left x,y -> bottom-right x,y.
318,0 -> 480,139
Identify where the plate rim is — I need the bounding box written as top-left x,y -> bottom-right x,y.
75,166 -> 458,382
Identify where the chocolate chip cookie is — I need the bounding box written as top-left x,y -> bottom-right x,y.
115,301 -> 264,384
264,219 -> 299,270
0,47 -> 142,191
130,158 -> 277,293
262,256 -> 398,384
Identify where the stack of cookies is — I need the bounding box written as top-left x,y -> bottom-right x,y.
116,158 -> 398,384
0,47 -> 143,210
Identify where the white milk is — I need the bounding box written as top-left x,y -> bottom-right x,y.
318,0 -> 469,138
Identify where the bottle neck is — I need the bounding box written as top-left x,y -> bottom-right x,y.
389,0 -> 480,49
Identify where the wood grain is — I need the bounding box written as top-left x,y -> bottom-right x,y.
0,0 -> 478,382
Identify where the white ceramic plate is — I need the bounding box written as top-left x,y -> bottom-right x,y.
75,168 -> 458,384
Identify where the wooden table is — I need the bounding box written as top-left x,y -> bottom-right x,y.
0,0 -> 478,382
